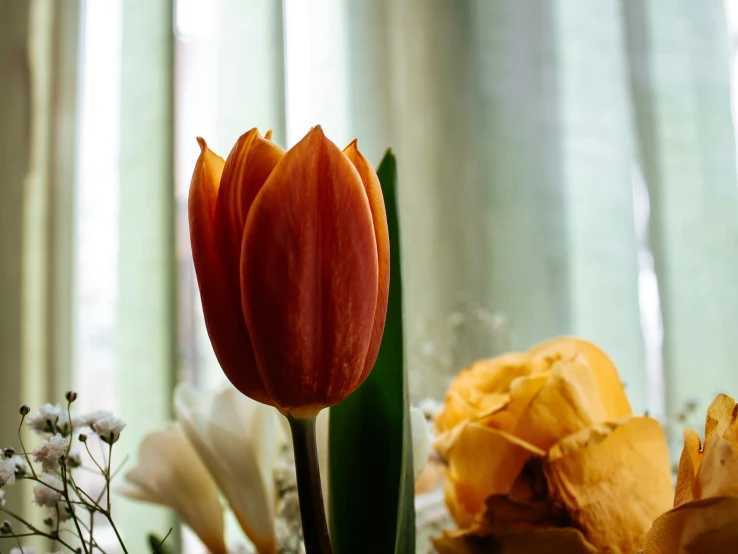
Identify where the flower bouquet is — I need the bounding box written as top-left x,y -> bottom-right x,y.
2,127 -> 737,554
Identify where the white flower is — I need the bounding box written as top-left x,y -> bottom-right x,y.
10,547 -> 39,554
26,404 -> 69,435
45,500 -> 73,524
11,455 -> 30,476
73,410 -> 112,429
33,474 -> 62,507
121,424 -> 227,554
0,457 -> 16,486
32,433 -> 68,472
92,416 -> 126,444
410,406 -> 431,480
175,383 -> 286,554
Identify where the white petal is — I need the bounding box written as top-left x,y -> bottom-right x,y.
410,406 -> 431,480
122,424 -> 227,554
175,383 -> 284,554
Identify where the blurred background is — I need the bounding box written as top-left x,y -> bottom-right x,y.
2,0 -> 738,550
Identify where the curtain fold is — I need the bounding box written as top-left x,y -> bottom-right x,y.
624,0 -> 738,452
116,0 -> 177,549
0,0 -> 80,519
276,0 -> 738,420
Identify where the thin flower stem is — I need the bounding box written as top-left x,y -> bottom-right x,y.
16,416 -> 38,480
103,443 -> 128,554
83,441 -> 105,475
106,443 -> 112,514
0,505 -> 78,552
105,514 -> 128,554
62,464 -> 90,554
89,509 -> 95,553
287,415 -> 332,554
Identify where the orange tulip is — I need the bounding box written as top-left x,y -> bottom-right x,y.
189,127 -> 389,419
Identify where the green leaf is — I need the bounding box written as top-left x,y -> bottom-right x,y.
329,150 -> 415,554
148,531 -> 175,554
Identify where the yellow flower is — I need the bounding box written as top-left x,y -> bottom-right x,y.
643,393 -> 738,553
433,337 -> 673,553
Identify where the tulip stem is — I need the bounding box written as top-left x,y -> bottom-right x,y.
287,415 -> 332,554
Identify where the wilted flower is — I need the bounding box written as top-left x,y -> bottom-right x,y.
26,404 -> 69,435
175,383 -> 286,554
0,458 -> 16,486
189,127 -> 389,418
121,424 -> 227,554
643,393 -> 738,553
433,338 -> 673,553
33,474 -> 62,508
32,433 -> 67,472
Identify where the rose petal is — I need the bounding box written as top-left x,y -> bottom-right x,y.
704,393 -> 736,444
698,434 -> 738,499
512,357 -> 611,451
480,373 -> 550,434
544,416 -> 673,553
436,422 -> 544,526
530,337 -> 631,420
674,428 -> 702,507
435,353 -> 533,433
643,495 -> 738,553
433,527 -> 599,554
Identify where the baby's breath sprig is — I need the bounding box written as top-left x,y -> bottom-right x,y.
0,392 -> 166,554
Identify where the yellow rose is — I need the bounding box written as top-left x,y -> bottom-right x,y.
643,393 -> 738,553
433,337 -> 673,553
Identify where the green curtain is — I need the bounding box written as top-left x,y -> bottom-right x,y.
274,0 -> 738,450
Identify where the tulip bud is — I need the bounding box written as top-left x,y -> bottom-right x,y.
189,128 -> 390,418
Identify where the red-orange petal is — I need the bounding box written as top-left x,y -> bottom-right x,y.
343,140 -> 390,386
240,127 -> 379,417
188,138 -> 271,405
214,129 -> 286,303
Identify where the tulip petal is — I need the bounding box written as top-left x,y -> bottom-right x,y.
543,416 -> 673,553
343,140 -> 390,384
642,495 -> 738,553
214,129 -> 285,302
240,127 -> 379,416
123,424 -> 228,554
674,428 -> 702,507
433,527 -> 599,554
530,337 -> 631,420
188,138 -> 270,404
174,384 -> 282,554
435,422 -> 544,526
